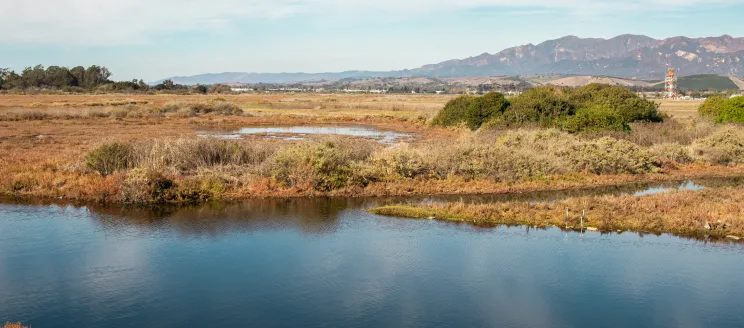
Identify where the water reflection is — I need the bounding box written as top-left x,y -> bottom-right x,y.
4,177 -> 742,238
2,182 -> 744,328
196,125 -> 413,144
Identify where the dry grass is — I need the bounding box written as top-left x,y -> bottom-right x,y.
1,93 -> 742,204
656,99 -> 704,120
3,323 -> 28,328
370,186 -> 744,239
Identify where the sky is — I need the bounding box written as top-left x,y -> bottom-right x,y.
2,0 -> 744,82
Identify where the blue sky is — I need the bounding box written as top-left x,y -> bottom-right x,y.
2,0 -> 744,82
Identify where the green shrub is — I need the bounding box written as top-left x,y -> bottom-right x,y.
431,95 -> 475,127
698,96 -> 726,119
568,137 -> 660,174
570,84 -> 663,122
370,145 -> 429,179
560,105 -> 631,133
465,92 -> 509,130
86,142 -> 134,176
268,141 -> 368,191
717,96 -> 744,123
500,86 -> 575,127
693,129 -> 744,165
649,143 -> 694,165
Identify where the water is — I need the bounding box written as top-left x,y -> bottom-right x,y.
197,125 -> 413,144
414,177 -> 743,206
1,194 -> 743,328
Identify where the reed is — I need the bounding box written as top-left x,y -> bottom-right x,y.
370,186 -> 744,239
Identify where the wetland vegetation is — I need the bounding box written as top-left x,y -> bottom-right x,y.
3,84 -> 744,241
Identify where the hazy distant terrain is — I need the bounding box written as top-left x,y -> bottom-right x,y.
158,34 -> 744,85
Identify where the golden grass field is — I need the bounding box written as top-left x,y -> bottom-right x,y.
0,93 -> 701,119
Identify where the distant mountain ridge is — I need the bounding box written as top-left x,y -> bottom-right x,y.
157,34 -> 744,85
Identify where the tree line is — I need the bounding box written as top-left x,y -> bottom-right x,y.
0,65 -> 118,90
0,65 -> 228,94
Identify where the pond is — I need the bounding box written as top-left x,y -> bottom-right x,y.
2,180 -> 744,327
196,124 -> 414,144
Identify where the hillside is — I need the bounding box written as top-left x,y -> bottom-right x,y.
158,34 -> 744,84
677,75 -> 740,91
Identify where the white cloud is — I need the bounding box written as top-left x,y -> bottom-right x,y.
1,0 -> 742,45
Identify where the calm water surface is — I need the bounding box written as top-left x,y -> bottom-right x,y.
197,124 -> 413,143
2,193 -> 744,327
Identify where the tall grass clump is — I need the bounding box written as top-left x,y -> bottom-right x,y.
649,143 -> 694,165
86,142 -> 134,175
568,137 -> 659,174
693,129 -> 744,165
132,138 -> 277,173
369,144 -> 429,180
159,101 -> 243,116
268,139 -> 375,191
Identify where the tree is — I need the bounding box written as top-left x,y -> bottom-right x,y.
0,68 -> 10,89
70,66 -> 86,86
208,84 -> 232,94
44,66 -> 75,88
83,65 -> 112,87
22,65 -> 46,88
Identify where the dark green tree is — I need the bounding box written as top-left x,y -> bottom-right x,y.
570,83 -> 663,122
431,95 -> 475,127
70,66 -> 86,86
465,92 -> 509,130
44,66 -> 75,88
83,65 -> 112,87
22,65 -> 46,88
503,86 -> 575,126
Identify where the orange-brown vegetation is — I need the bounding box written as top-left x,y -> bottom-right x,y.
370,186 -> 744,239
3,322 -> 29,328
1,93 -> 742,205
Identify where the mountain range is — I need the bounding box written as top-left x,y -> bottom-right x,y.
158,34 -> 744,85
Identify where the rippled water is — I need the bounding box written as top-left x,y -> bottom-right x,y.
2,181 -> 744,328
197,125 -> 413,143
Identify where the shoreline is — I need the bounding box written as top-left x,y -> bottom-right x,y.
3,166 -> 743,204
369,185 -> 744,241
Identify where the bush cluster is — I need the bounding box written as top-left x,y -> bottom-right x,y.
698,96 -> 744,123
83,126 -> 744,203
432,84 -> 663,133
85,142 -> 134,176
693,129 -> 744,165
